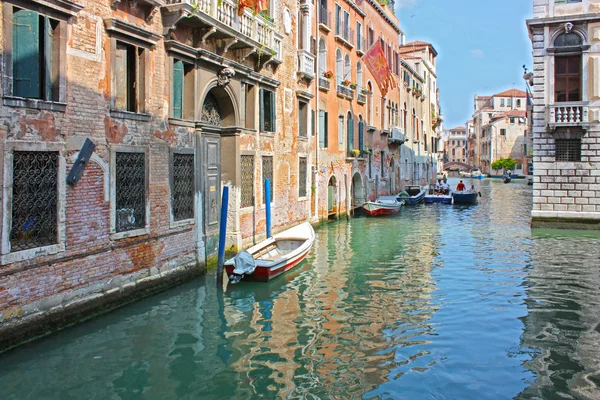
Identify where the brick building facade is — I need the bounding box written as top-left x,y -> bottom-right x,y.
527,0 -> 600,228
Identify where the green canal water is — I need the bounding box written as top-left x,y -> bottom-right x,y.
1,179 -> 600,399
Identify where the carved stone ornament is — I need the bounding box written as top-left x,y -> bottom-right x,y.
217,67 -> 236,87
284,8 -> 292,35
564,22 -> 574,34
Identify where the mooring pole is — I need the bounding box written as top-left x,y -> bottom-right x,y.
217,186 -> 229,283
265,178 -> 272,238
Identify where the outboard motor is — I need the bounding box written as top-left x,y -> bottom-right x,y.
229,251 -> 256,284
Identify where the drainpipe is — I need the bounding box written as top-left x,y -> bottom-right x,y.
313,3 -> 320,222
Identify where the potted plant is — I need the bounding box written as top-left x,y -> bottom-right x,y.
361,88 -> 370,95
322,70 -> 333,79
341,80 -> 351,86
349,83 -> 358,89
351,148 -> 361,158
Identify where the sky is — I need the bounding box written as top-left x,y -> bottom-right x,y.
394,0 -> 533,129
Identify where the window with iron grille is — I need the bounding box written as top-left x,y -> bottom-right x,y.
262,156 -> 273,204
172,153 -> 194,221
115,152 -> 146,232
10,151 -> 58,252
555,139 -> 581,162
299,157 -> 308,197
241,155 -> 254,208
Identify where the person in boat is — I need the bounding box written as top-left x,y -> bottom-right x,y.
434,179 -> 442,194
456,180 -> 466,192
440,181 -> 450,195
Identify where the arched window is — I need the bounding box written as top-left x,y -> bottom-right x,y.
344,54 -> 351,82
336,49 -> 343,85
358,115 -> 364,152
412,108 -> 417,140
403,102 -> 407,129
356,62 -> 363,92
319,38 -> 327,75
553,30 -> 584,102
338,115 -> 344,150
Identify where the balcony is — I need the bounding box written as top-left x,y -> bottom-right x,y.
318,5 -> 331,32
548,102 -> 590,132
337,84 -> 354,100
319,77 -> 331,91
357,92 -> 367,104
356,36 -> 366,55
335,23 -> 355,48
164,0 -> 278,59
297,50 -> 315,80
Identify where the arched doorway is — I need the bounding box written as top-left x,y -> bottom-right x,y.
200,86 -> 237,254
351,172 -> 365,209
328,175 -> 338,217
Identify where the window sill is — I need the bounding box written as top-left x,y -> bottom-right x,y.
260,131 -> 276,137
298,135 -> 309,141
170,219 -> 194,229
168,118 -> 195,128
1,243 -> 65,265
110,227 -> 150,241
297,197 -> 309,202
110,109 -> 151,122
3,97 -> 66,112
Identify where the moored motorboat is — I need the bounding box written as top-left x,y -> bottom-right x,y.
424,191 -> 453,204
452,190 -> 479,205
363,196 -> 404,216
225,222 -> 315,283
397,185 -> 427,205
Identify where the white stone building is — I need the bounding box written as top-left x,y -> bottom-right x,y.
527,0 -> 600,229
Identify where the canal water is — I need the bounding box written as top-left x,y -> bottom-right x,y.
1,179 -> 600,400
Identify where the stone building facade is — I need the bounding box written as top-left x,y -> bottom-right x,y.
527,0 -> 600,228
0,0 -> 314,349
446,126 -> 467,164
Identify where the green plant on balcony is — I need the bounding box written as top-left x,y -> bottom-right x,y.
341,80 -> 351,86
361,89 -> 370,95
349,83 -> 358,89
378,0 -> 389,6
351,148 -> 361,157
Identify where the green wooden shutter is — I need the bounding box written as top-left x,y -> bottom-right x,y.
358,121 -> 364,152
172,60 -> 184,119
324,112 -> 328,148
270,91 -> 276,132
259,88 -> 264,131
318,110 -> 325,148
298,102 -> 304,137
44,17 -> 53,101
13,9 -> 41,99
347,118 -> 354,153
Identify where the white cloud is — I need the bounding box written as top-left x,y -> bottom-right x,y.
470,48 -> 485,58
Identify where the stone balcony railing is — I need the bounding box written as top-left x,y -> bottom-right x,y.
297,50 -> 315,80
389,126 -> 407,144
319,77 -> 331,91
165,0 -> 279,58
548,102 -> 590,131
318,5 -> 331,31
337,84 -> 354,99
357,92 -> 367,104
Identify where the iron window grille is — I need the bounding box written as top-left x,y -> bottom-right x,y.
10,151 -> 58,252
115,152 -> 146,232
262,156 -> 273,204
241,155 -> 255,208
299,157 -> 308,197
555,139 -> 581,162
201,92 -> 223,126
172,153 -> 195,221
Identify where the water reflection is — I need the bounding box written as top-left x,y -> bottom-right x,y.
0,179 -> 599,399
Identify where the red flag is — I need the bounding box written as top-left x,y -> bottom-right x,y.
362,41 -> 395,97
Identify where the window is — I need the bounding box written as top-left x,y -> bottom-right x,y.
510,117 -> 515,124
172,153 -> 194,221
115,152 -> 146,232
298,101 -> 308,137
172,59 -> 194,120
500,129 -> 507,136
241,155 -> 254,208
555,139 -> 581,161
10,151 -> 58,251
319,110 -> 328,148
368,27 -> 374,47
245,84 -> 256,129
507,98 -> 513,107
299,157 -> 308,197
260,88 -> 276,132
517,99 -> 522,107
335,4 -> 341,35
380,151 -> 385,177
555,55 -> 581,102
262,156 -> 274,203
356,62 -> 363,92
368,153 -> 372,178
500,98 -> 505,107
356,21 -> 362,50
11,8 -> 61,101
115,42 -> 146,113
318,38 -> 327,75
347,113 -> 354,154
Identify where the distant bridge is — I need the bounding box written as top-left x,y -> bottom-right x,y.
444,161 -> 475,171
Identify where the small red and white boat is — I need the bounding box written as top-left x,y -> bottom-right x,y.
225,222 -> 315,282
363,196 -> 405,216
